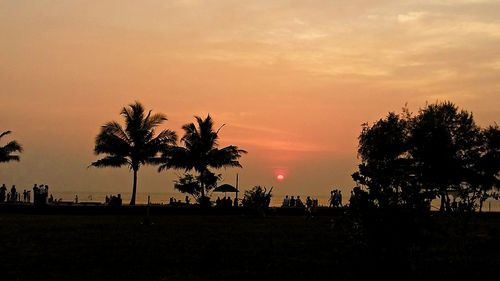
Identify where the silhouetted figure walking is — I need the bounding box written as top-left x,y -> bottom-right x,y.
329,190 -> 335,207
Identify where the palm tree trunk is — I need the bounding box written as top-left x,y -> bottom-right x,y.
200,178 -> 205,199
199,169 -> 206,199
440,192 -> 446,212
130,168 -> 138,205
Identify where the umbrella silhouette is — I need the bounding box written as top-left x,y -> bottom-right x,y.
213,184 -> 238,197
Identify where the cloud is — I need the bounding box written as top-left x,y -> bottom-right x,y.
398,11 -> 427,23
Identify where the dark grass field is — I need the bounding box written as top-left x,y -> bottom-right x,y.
0,211 -> 499,281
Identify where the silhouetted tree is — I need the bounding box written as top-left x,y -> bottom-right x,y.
0,131 -> 23,163
468,125 -> 500,211
352,111 -> 414,208
353,101 -> 494,212
242,185 -> 272,216
90,101 -> 177,205
409,102 -> 480,211
173,172 -> 220,204
242,186 -> 272,208
159,115 -> 246,205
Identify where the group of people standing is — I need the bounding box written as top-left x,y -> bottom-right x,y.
105,194 -> 122,206
281,195 -> 305,207
0,184 -> 21,203
329,189 -> 343,208
0,183 -> 50,204
169,196 -> 191,206
281,195 -> 319,209
215,196 -> 237,208
281,190 -> 344,209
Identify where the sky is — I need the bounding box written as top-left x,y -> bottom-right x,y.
1,0 -> 499,201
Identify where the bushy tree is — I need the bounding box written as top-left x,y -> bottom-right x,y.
352,101 -> 497,212
173,172 -> 220,204
467,125 -> 500,211
242,186 -> 272,208
409,102 -> 480,211
352,112 -> 413,207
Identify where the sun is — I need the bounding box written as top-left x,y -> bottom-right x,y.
276,174 -> 285,181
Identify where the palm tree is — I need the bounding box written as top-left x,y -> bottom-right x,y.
90,101 -> 177,205
159,115 -> 246,200
0,131 -> 23,163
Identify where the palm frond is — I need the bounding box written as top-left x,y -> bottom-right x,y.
0,132 -> 23,163
0,130 -> 12,139
90,156 -> 130,168
145,113 -> 167,129
122,102 -> 146,141
208,145 -> 247,169
198,115 -> 218,148
154,129 -> 178,144
142,130 -> 178,166
2,140 -> 23,154
94,127 -> 132,156
0,155 -> 20,163
158,146 -> 191,171
102,121 -> 130,143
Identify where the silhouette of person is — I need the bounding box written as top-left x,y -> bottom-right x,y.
282,195 -> 290,207
10,185 -> 17,202
305,196 -> 313,218
329,190 -> 335,207
296,196 -> 304,208
0,184 -> 6,202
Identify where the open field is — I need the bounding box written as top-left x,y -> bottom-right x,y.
0,210 -> 499,281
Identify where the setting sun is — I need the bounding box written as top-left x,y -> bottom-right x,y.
277,174 -> 285,181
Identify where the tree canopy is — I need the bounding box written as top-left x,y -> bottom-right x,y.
353,101 -> 499,212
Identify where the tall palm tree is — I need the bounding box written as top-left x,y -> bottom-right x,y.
0,131 -> 23,163
90,101 -> 177,205
159,115 -> 246,199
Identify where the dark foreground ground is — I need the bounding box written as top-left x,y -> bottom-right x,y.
0,210 -> 499,281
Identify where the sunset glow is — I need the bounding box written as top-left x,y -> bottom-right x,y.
1,0 -> 499,200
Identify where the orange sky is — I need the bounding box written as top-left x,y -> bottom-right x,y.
1,0 -> 499,200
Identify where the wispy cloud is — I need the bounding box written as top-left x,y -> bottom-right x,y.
398,11 -> 428,23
